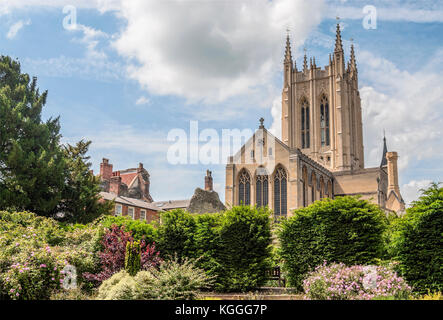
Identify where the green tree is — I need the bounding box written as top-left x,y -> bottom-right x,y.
59,140 -> 112,223
216,206 -> 273,292
391,182 -> 443,293
156,209 -> 197,261
278,196 -> 387,290
0,56 -> 65,216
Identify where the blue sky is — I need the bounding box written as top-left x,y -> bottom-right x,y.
1,0 -> 442,205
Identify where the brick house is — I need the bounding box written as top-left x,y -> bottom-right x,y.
100,191 -> 161,222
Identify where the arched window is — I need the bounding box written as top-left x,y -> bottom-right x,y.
238,170 -> 251,205
274,167 -> 287,218
256,170 -> 269,207
301,98 -> 310,149
320,96 -> 330,147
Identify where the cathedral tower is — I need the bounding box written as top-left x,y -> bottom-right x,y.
282,24 -> 365,171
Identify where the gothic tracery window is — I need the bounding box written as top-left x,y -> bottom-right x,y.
238,170 -> 251,206
274,167 -> 287,219
301,98 -> 310,149
320,95 -> 330,147
256,171 -> 269,207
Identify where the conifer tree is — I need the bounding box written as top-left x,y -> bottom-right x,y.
0,56 -> 65,216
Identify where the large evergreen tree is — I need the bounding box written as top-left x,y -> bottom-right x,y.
0,56 -> 65,216
0,55 -> 111,222
59,140 -> 112,223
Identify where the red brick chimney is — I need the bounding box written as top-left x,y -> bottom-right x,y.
205,170 -> 213,191
110,171 -> 122,195
100,158 -> 113,181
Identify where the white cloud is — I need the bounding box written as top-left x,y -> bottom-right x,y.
401,179 -> 433,207
112,0 -> 325,104
135,96 -> 150,106
358,49 -> 443,174
6,19 -> 31,39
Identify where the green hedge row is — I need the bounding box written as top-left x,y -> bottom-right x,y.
100,206 -> 273,293
277,196 -> 388,290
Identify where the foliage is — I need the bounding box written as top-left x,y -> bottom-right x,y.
413,291 -> 443,300
216,206 -> 272,292
390,182 -> 443,293
83,225 -> 133,284
0,56 -> 65,216
278,196 -> 387,290
59,140 -> 113,224
125,241 -> 141,276
0,55 -> 111,222
97,270 -> 137,300
82,225 -> 161,285
0,214 -> 67,301
101,215 -> 157,243
97,257 -> 212,300
303,262 -> 411,300
156,209 -> 197,261
141,256 -> 212,300
193,213 -> 223,280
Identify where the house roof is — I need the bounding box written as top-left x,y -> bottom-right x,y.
151,199 -> 191,210
100,192 -> 162,211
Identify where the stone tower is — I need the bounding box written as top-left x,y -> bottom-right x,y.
282,24 -> 364,172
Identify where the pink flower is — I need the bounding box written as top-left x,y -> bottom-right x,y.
40,264 -> 47,268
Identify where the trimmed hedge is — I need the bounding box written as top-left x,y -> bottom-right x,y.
100,215 -> 157,244
155,207 -> 272,292
391,183 -> 443,293
278,196 -> 387,290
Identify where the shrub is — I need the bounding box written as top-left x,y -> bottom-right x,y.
1,245 -> 66,300
303,263 -> 411,300
83,225 -> 161,285
216,206 -> 272,292
156,209 -> 197,260
100,215 -> 157,243
0,211 -> 67,299
83,225 -> 132,284
97,257 -> 211,300
278,196 -> 387,290
125,241 -> 141,276
390,183 -> 443,293
97,270 -> 137,300
193,213 -> 223,280
136,257 -> 212,300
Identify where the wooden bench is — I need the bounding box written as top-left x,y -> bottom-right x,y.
266,266 -> 286,287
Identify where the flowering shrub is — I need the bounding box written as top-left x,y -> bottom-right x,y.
1,245 -> 66,300
303,263 -> 411,300
83,225 -> 161,285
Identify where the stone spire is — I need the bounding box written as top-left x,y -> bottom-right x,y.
334,22 -> 344,53
350,42 -> 357,70
380,133 -> 388,167
284,32 -> 292,64
303,48 -> 308,73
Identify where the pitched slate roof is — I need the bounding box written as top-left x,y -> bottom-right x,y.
100,192 -> 162,211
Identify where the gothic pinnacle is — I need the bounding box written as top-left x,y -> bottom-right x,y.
284,31 -> 293,64
303,48 -> 308,73
335,23 -> 344,53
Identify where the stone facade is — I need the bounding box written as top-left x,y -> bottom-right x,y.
225,24 -> 405,216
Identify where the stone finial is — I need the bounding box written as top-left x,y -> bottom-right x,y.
303,48 -> 308,73
259,117 -> 265,129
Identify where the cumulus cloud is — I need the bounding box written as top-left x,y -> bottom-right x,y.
112,0 -> 325,104
359,49 -> 443,173
6,19 -> 31,39
401,179 -> 433,206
